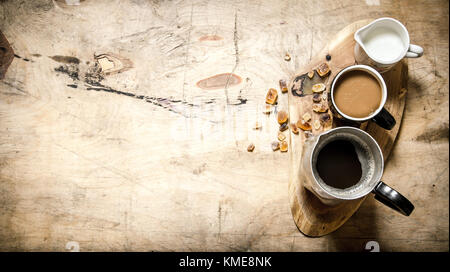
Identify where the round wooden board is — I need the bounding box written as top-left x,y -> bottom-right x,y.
287,20 -> 408,237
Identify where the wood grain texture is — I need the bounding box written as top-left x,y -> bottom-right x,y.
0,0 -> 448,251
287,20 -> 409,237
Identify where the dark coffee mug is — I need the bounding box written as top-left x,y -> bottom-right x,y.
301,126 -> 414,215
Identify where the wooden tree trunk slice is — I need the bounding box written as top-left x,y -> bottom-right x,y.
287,19 -> 408,237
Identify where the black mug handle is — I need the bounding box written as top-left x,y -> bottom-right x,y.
371,107 -> 396,130
372,181 -> 415,216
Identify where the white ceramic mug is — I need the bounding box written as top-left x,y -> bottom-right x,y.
354,17 -> 423,73
330,65 -> 396,130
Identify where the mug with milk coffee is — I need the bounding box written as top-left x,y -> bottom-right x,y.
354,17 -> 424,73
301,126 -> 414,216
330,64 -> 396,130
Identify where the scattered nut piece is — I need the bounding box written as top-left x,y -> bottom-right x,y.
304,131 -> 313,138
313,120 -> 321,130
247,143 -> 255,152
312,93 -> 321,103
302,112 -> 312,122
271,141 -> 280,151
284,53 -> 291,61
296,119 -> 312,131
312,103 -> 328,113
307,71 -> 314,79
279,79 -> 288,93
316,62 -> 330,77
279,122 -> 288,131
263,105 -> 272,114
290,123 -> 299,134
277,110 -> 288,124
278,131 -> 286,141
266,88 -> 278,104
280,140 -> 288,152
312,83 -> 326,93
320,112 -> 331,125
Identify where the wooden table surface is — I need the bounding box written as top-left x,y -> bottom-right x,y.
0,0 -> 448,251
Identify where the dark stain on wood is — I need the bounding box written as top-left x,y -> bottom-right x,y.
196,73 -> 242,90
55,64 -> 79,81
51,56 -> 225,121
199,35 -> 223,41
13,54 -> 31,62
415,124 -> 449,142
230,97 -> 247,105
291,74 -> 306,97
85,84 -> 197,118
84,62 -> 104,86
49,55 -> 81,64
54,60 -> 194,117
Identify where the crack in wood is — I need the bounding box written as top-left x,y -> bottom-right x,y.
1,80 -> 27,95
181,3 -> 194,102
224,11 -> 240,105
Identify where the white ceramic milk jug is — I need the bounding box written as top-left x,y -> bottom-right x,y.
354,17 -> 423,73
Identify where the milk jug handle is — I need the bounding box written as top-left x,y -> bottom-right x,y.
405,44 -> 423,58
372,181 -> 415,216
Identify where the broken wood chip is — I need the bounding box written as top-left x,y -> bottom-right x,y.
279,79 -> 288,93
278,131 -> 286,141
284,53 -> 291,61
302,112 -> 312,122
307,71 -> 314,79
280,140 -> 288,152
266,88 -> 278,104
296,119 -> 312,131
312,83 -> 326,93
312,103 -> 328,113
290,123 -> 299,134
247,143 -> 255,152
97,57 -> 115,71
312,93 -> 321,103
316,62 -> 330,77
271,141 -> 280,151
277,110 -> 288,124
279,122 -> 288,131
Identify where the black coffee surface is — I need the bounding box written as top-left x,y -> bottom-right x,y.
316,140 -> 362,189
